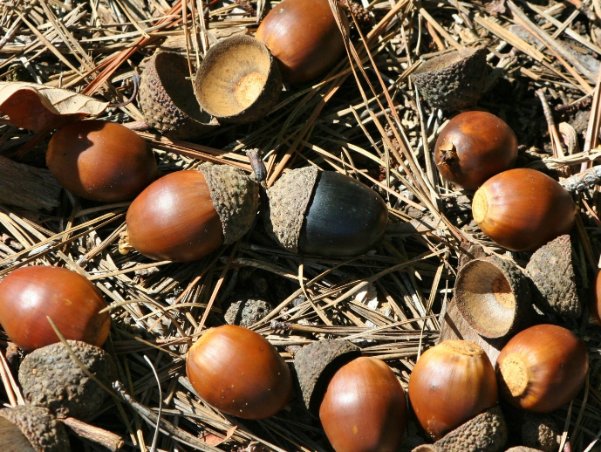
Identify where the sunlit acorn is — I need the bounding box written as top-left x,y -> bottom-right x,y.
46,120 -> 158,202
185,325 -> 292,419
0,405 -> 70,452
264,167 -> 387,256
434,111 -> 517,190
0,266 -> 111,351
592,269 -> 601,324
319,357 -> 408,452
126,163 -> 259,262
408,340 -> 498,439
256,0 -> 346,84
472,168 -> 576,251
496,324 -> 588,412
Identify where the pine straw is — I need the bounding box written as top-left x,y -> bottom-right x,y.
1,0 -> 601,450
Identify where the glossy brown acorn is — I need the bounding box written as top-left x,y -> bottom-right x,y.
256,0 -> 345,84
592,270 -> 601,324
186,325 -> 292,419
408,340 -> 498,439
0,266 -> 111,351
434,111 -> 517,190
496,324 -> 588,413
319,357 -> 407,452
47,120 -> 157,202
472,168 -> 576,251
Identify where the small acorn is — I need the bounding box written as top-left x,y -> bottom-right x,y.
126,163 -> 259,262
264,167 -> 387,256
0,405 -> 71,452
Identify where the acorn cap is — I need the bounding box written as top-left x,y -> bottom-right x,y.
18,340 -> 116,421
525,234 -> 582,320
411,47 -> 492,111
197,163 -> 260,245
455,256 -> 533,339
0,405 -> 71,452
264,166 -> 319,253
224,298 -> 273,327
194,35 -> 282,124
139,51 -> 217,139
293,339 -> 360,412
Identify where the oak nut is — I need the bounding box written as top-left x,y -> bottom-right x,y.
496,324 -> 588,412
0,405 -> 70,452
319,357 -> 408,452
434,111 -> 517,190
264,167 -> 387,256
408,340 -> 498,439
126,163 -> 259,262
256,0 -> 346,85
592,269 -> 601,324
472,168 -> 576,251
47,120 -> 158,202
0,266 -> 111,351
185,325 -> 292,419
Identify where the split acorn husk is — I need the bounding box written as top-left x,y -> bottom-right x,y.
194,34 -> 282,124
264,167 -> 388,256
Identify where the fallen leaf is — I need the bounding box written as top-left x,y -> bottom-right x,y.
0,82 -> 109,132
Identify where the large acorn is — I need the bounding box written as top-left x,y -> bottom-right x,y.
264,167 -> 387,256
126,163 -> 259,262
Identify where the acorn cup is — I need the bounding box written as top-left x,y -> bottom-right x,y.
194,34 -> 282,124
139,51 -> 218,139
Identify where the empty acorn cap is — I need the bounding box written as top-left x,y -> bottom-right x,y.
455,256 -> 533,339
197,163 -> 260,245
0,405 -> 71,452
18,340 -> 116,421
293,339 -> 360,412
139,52 -> 217,139
194,34 -> 282,123
525,234 -> 582,320
411,47 -> 492,111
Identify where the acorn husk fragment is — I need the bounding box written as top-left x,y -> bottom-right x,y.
224,298 -> 272,327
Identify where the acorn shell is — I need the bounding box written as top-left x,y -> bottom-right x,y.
265,167 -> 388,256
139,51 -> 217,139
194,35 -> 282,123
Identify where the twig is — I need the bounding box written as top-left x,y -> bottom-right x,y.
61,417 -> 124,451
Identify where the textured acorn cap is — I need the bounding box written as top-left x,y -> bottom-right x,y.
224,298 -> 272,327
18,340 -> 116,421
194,34 -> 282,124
139,51 -> 217,139
197,163 -> 260,245
455,256 -> 534,339
264,166 -> 319,253
525,234 -> 582,320
293,339 -> 360,412
0,405 -> 70,452
411,47 -> 492,111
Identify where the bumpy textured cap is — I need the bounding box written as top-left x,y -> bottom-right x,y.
411,47 -> 491,111
224,298 -> 272,326
264,166 -> 320,252
293,339 -> 360,411
139,51 -> 217,139
18,340 -> 116,420
198,163 -> 260,244
0,405 -> 70,452
526,234 -> 582,320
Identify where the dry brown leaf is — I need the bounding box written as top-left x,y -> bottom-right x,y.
0,82 -> 108,132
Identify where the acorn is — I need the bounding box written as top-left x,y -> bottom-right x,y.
46,120 -> 158,202
591,269 -> 601,324
194,35 -> 282,124
18,340 -> 116,420
126,163 -> 259,262
472,168 -> 576,251
185,325 -> 292,419
319,357 -> 408,452
408,340 -> 498,439
434,111 -> 517,190
264,167 -> 387,256
0,266 -> 111,351
139,51 -> 217,139
0,405 -> 70,452
256,0 -> 346,85
496,324 -> 588,412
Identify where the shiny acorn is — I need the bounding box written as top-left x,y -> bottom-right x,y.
264,167 -> 387,256
126,163 -> 259,262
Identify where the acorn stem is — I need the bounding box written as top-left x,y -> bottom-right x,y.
472,188 -> 488,224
